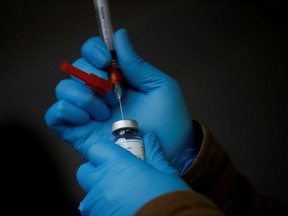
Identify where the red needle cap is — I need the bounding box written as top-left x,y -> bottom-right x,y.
60,61 -> 112,96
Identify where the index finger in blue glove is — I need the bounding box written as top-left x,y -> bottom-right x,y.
76,139 -> 143,192
76,162 -> 101,193
80,36 -> 111,69
86,139 -> 136,167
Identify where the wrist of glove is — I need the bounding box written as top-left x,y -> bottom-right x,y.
180,121 -> 202,175
77,132 -> 192,216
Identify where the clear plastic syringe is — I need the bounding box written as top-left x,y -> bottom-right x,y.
93,0 -> 124,119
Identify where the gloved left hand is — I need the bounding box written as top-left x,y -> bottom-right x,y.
76,132 -> 191,216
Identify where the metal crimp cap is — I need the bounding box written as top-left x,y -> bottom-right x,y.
111,119 -> 138,133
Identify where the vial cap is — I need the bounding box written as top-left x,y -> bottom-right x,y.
111,119 -> 138,133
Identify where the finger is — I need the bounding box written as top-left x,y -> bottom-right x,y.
76,162 -> 100,193
72,58 -> 118,106
45,100 -> 89,127
81,36 -> 111,69
76,161 -> 122,193
73,57 -> 108,80
143,132 -> 179,176
114,28 -> 170,93
55,79 -> 110,121
87,139 -> 137,167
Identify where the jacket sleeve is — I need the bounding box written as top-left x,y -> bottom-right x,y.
136,121 -> 288,216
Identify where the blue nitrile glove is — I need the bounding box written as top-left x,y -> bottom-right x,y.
76,132 -> 192,216
45,28 -> 197,174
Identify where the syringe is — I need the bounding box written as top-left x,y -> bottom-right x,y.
93,0 -> 124,119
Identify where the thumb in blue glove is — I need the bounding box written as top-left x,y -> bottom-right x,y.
76,132 -> 191,216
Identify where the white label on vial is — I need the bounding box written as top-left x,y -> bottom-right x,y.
115,138 -> 144,160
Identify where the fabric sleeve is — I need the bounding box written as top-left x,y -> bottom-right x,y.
136,121 -> 287,216
181,121 -> 287,215
135,191 -> 226,216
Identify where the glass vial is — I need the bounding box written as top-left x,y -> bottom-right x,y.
111,119 -> 145,160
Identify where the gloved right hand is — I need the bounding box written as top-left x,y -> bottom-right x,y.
45,28 -> 198,174
76,132 -> 192,216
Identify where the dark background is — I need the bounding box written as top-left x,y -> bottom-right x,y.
1,0 -> 287,213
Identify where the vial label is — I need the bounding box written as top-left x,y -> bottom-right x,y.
115,138 -> 145,160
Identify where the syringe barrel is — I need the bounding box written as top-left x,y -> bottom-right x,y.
93,0 -> 123,100
93,0 -> 114,51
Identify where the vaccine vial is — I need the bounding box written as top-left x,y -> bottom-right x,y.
111,119 -> 145,160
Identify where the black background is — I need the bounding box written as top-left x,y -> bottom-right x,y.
1,0 -> 287,213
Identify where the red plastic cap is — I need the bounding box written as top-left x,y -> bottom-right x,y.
60,61 -> 112,96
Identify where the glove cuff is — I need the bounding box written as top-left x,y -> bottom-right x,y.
180,120 -> 202,175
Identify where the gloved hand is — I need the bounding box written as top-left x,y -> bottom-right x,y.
76,132 -> 192,216
45,28 -> 197,173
